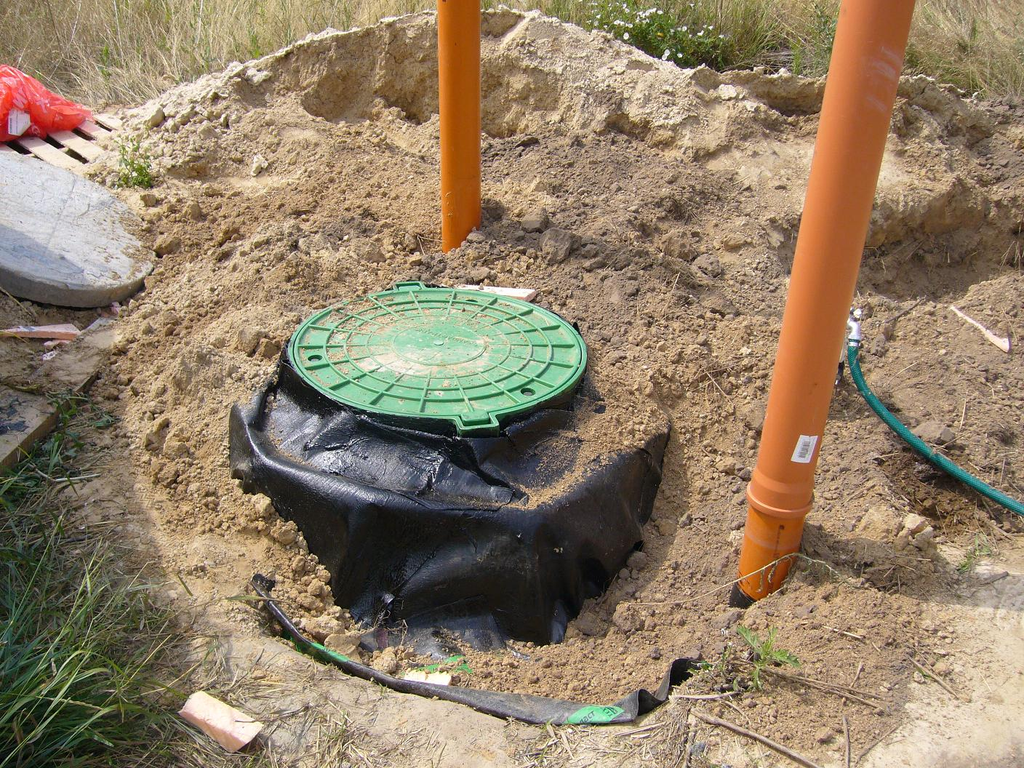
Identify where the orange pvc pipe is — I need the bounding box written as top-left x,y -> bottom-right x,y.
735,0 -> 917,603
438,0 -> 481,252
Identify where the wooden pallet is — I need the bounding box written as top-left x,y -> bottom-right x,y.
1,113 -> 121,173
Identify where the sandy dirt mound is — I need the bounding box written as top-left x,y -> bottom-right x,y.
8,9 -> 1021,767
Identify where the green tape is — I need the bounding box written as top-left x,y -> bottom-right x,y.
308,641 -> 351,664
567,705 -> 625,725
414,654 -> 473,674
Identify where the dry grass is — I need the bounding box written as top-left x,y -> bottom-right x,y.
906,0 -> 1024,98
1,0 -> 1022,106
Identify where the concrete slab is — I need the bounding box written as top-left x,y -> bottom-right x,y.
0,386 -> 57,471
34,318 -> 117,392
0,152 -> 153,308
0,320 -> 117,469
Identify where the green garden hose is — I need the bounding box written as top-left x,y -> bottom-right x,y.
846,339 -> 1023,517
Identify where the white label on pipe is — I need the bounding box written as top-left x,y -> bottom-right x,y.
791,434 -> 818,464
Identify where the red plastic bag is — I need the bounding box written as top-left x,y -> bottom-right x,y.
0,66 -> 91,142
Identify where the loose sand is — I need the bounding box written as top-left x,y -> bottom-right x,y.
3,10 -> 1022,767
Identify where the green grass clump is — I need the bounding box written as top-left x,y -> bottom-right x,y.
736,625 -> 800,690
957,533 -> 993,574
0,396 -> 175,767
788,0 -> 838,77
115,136 -> 154,189
0,519 -> 170,766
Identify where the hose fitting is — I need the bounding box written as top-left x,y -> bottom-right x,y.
847,309 -> 863,347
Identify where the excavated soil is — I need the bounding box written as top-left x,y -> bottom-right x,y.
4,10 -> 1023,767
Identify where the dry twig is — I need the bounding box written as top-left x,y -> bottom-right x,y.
670,691 -> 738,701
842,714 -> 851,768
851,661 -> 864,690
950,305 -> 1011,352
856,723 -> 900,764
907,656 -> 963,702
735,661 -> 886,711
614,723 -> 664,738
823,625 -> 866,642
693,711 -> 822,768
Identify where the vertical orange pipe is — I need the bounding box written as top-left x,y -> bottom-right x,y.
734,0 -> 917,604
438,0 -> 481,252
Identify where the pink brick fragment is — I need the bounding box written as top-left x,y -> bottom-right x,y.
179,691 -> 263,752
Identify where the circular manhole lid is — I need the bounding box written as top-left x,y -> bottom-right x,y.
289,282 -> 587,434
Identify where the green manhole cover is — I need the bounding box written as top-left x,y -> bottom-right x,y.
288,282 -> 587,434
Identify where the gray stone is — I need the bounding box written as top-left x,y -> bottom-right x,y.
659,229 -> 697,262
236,327 -> 264,356
522,208 -> 550,233
911,525 -> 936,550
717,457 -> 738,475
298,233 -> 330,253
324,632 -> 362,657
154,235 -> 181,256
466,266 -> 490,283
626,550 -> 649,570
868,334 -> 889,357
145,105 -> 166,128
574,614 -> 604,636
895,512 -> 936,551
693,252 -> 723,278
902,513 -> 930,536
257,338 -> 281,360
703,290 -> 736,316
351,238 -> 385,264
912,420 -> 955,445
539,228 -> 577,263
0,153 -> 152,307
612,604 -> 640,633
717,609 -> 742,629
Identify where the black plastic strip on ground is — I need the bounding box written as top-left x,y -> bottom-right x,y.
251,574 -> 696,725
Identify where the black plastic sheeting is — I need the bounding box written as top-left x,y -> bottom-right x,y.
230,352 -> 669,648
251,574 -> 698,725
